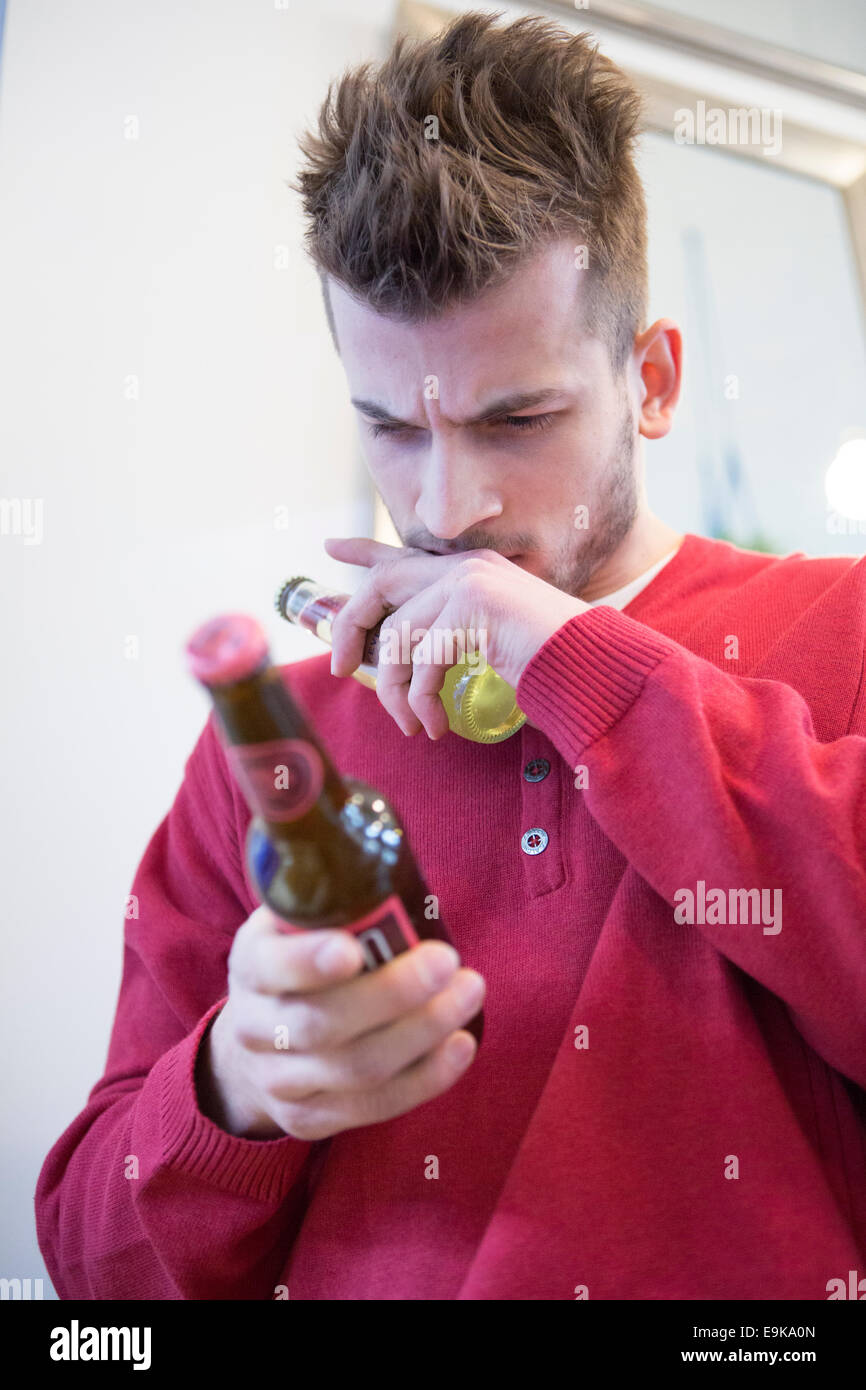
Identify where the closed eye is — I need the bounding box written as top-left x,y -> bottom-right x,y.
367,413 -> 556,439
498,413 -> 555,433
367,421 -> 416,439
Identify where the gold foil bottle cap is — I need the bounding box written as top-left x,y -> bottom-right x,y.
454,668 -> 527,743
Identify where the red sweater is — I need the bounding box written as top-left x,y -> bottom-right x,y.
36,533 -> 866,1300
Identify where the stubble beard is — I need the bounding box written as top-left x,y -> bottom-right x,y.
542,399 -> 639,599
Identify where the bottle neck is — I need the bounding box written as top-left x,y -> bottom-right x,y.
209,662 -> 347,815
283,579 -> 382,666
284,580 -> 347,641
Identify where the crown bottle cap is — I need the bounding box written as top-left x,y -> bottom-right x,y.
275,577 -> 315,621
185,614 -> 269,686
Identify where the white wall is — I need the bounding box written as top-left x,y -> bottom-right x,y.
0,0 -> 396,1296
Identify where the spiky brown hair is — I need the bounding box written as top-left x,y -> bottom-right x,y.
294,10 -> 648,372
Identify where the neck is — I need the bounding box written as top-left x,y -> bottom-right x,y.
579,512 -> 683,603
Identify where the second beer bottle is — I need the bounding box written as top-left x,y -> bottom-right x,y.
185,612 -> 483,1045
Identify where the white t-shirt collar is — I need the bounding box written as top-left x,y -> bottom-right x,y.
586,547 -> 680,612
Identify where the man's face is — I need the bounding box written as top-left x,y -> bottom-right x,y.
327,238 -> 640,598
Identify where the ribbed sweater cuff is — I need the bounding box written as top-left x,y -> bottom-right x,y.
516,605 -> 680,758
155,997 -> 313,1204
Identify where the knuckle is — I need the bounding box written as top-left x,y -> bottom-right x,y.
458,556 -> 489,580
234,1020 -> 262,1050
267,1072 -> 320,1104
378,688 -> 408,723
477,547 -> 504,566
375,675 -> 403,707
283,1001 -> 328,1053
406,686 -> 433,716
278,1102 -> 330,1142
378,672 -> 400,699
344,1044 -> 392,1090
345,1088 -> 389,1130
264,1073 -> 300,1103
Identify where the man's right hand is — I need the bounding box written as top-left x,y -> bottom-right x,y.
195,904 -> 486,1140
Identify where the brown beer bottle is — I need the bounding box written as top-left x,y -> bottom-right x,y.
185,612 -> 482,1044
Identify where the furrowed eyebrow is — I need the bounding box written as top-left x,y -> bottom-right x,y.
351,400 -> 408,426
351,387 -> 567,429
467,388 -> 566,424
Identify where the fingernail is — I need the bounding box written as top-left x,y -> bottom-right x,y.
446,1032 -> 477,1068
453,972 -> 485,1010
417,944 -> 459,989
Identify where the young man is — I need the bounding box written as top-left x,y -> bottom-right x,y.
37,13 -> 866,1300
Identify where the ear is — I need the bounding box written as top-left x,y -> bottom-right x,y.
632,319 -> 682,440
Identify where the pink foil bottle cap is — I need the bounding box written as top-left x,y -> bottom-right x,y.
185,613 -> 269,686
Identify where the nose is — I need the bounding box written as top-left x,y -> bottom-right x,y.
414,435 -> 503,540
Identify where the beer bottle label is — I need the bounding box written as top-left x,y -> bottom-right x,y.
295,592 -> 380,666
226,738 -> 324,822
345,894 -> 421,968
275,893 -> 421,970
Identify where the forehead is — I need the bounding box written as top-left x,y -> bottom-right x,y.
327,239 -> 602,399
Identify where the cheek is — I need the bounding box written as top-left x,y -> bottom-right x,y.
363,447 -> 396,486
526,436 -> 584,501
518,433 -> 605,536
364,449 -> 418,515
546,421 -> 609,491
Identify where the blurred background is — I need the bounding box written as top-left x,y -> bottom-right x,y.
0,0 -> 864,1296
